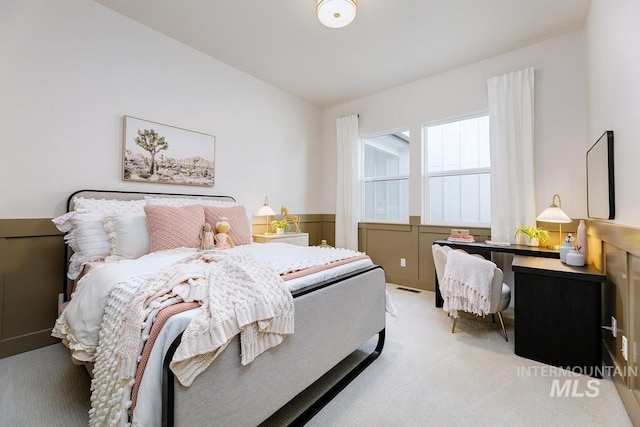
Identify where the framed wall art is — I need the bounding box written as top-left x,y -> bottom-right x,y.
122,116 -> 215,187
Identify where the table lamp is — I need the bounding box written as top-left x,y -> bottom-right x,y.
257,196 -> 276,235
536,194 -> 572,249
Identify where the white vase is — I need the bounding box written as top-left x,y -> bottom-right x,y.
526,236 -> 539,247
577,219 -> 588,260
566,249 -> 585,267
276,228 -> 285,235
559,240 -> 573,263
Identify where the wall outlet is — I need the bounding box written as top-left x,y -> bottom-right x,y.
612,316 -> 617,338
622,335 -> 628,361
400,258 -> 406,267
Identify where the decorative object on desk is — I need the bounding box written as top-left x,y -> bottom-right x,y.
514,224 -> 550,247
281,206 -> 301,233
559,234 -> 574,263
447,229 -> 474,242
270,218 -> 291,235
566,247 -> 585,266
577,219 -> 588,260
257,196 -> 276,235
536,194 -> 572,249
484,240 -> 511,247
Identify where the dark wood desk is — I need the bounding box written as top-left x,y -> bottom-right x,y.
433,239 -> 559,307
512,256 -> 605,376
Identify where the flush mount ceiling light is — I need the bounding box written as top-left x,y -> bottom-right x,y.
316,0 -> 358,29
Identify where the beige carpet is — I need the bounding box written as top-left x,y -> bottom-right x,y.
0,284 -> 632,426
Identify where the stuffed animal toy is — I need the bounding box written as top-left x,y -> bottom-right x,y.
214,217 -> 235,249
200,223 -> 216,250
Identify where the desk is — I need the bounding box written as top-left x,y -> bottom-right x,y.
432,240 -> 559,307
512,256 -> 605,376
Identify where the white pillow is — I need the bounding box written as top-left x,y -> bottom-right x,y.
52,210 -> 110,279
144,196 -> 203,207
73,197 -> 146,215
104,214 -> 150,261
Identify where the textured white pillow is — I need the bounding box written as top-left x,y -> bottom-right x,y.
52,210 -> 110,279
73,197 -> 146,215
144,196 -> 203,207
104,214 -> 150,261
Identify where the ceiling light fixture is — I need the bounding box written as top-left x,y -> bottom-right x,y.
316,0 -> 357,29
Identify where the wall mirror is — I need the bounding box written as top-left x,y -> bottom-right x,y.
586,130 -> 615,219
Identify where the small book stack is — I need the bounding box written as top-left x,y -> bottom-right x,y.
447,229 -> 475,243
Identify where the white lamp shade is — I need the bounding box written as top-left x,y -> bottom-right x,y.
536,206 -> 572,223
317,0 -> 357,28
258,196 -> 276,216
536,194 -> 571,223
257,204 -> 276,216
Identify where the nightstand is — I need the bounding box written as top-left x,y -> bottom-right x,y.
252,232 -> 309,246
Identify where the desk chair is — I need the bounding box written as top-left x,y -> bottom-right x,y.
432,244 -> 510,341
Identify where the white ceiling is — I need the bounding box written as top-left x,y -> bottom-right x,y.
93,0 -> 591,108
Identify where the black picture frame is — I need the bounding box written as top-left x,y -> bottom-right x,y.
586,130 -> 615,220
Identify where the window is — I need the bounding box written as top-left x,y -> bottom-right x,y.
423,115 -> 490,225
362,131 -> 409,222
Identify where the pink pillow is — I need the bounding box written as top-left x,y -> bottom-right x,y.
204,205 -> 252,245
144,204 -> 205,252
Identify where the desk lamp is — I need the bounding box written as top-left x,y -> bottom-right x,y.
536,194 -> 572,249
257,196 -> 276,235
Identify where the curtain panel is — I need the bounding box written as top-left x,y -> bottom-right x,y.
335,114 -> 360,250
487,67 -> 536,243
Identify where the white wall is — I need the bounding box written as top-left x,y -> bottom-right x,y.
0,0 -> 322,219
321,31 -> 588,221
586,0 -> 640,227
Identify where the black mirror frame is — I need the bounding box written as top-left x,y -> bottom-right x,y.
586,130 -> 615,220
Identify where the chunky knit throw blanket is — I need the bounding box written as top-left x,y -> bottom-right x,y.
440,250 -> 495,318
88,251 -> 294,427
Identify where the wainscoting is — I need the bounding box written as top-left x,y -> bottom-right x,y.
0,219 -> 64,358
586,220 -> 640,425
358,216 -> 490,291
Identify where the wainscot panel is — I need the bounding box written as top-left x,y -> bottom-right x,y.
0,219 -> 64,358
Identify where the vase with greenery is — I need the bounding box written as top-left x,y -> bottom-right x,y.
270,218 -> 291,235
514,224 -> 551,247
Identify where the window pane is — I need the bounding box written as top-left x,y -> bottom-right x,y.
428,173 -> 490,223
363,133 -> 409,178
363,179 -> 408,222
427,116 -> 489,172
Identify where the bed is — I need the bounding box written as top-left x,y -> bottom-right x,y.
51,190 -> 387,426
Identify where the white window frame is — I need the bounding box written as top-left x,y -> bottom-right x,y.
422,112 -> 490,227
361,130 -> 410,223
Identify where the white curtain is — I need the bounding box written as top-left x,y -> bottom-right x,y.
335,114 -> 360,250
487,67 -> 536,243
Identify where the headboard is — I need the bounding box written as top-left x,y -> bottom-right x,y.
67,189 -> 236,212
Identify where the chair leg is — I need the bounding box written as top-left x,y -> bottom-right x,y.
451,317 -> 457,333
496,311 -> 508,342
